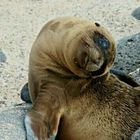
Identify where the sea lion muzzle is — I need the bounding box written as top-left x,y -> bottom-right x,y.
88,32 -> 111,77
75,31 -> 115,78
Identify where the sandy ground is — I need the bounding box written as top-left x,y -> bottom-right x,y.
0,0 -> 140,110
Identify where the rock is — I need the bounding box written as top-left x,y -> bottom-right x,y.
0,49 -> 7,63
131,128 -> 140,140
129,68 -> 140,85
113,33 -> 140,74
0,104 -> 31,140
132,7 -> 140,20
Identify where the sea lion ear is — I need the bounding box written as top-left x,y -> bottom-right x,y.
95,22 -> 100,27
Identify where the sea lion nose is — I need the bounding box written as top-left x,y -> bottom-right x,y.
98,38 -> 109,50
94,33 -> 110,50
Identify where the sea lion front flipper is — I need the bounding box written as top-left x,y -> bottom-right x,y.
110,69 -> 139,87
24,84 -> 65,140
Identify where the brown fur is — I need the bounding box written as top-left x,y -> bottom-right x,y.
56,75 -> 140,140
25,17 -> 140,140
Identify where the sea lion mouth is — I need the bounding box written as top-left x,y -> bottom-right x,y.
85,43 -> 104,72
85,55 -> 104,72
89,59 -> 108,77
85,47 -> 108,77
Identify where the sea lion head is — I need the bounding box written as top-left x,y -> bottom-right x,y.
60,18 -> 116,78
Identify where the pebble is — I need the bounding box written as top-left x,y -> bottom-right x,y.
0,49 -> 7,63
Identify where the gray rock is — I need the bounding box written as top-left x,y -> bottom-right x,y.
129,68 -> 140,84
0,104 -> 31,140
132,7 -> 140,20
131,128 -> 140,140
113,33 -> 140,74
0,49 -> 7,63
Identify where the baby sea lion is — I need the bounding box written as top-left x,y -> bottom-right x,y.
23,17 -> 140,140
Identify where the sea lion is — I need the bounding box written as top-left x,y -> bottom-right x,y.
23,17 -> 140,140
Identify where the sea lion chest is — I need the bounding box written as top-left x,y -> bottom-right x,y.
56,77 -> 140,140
